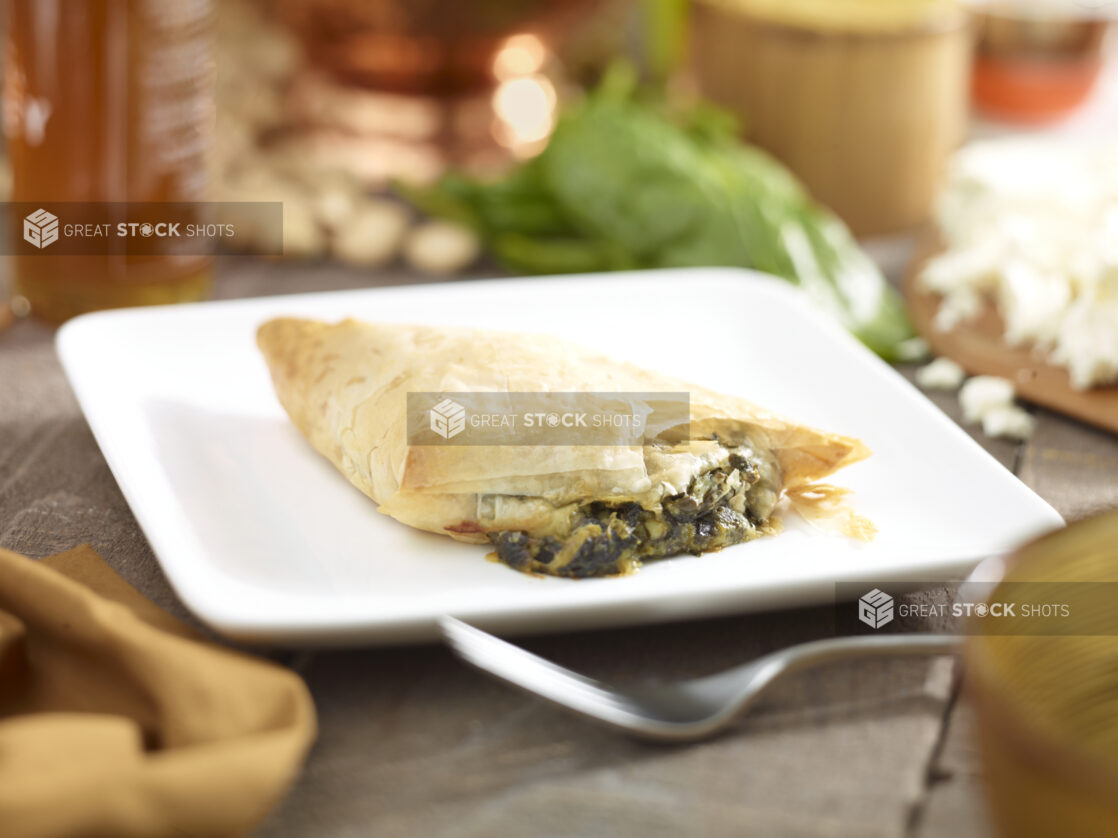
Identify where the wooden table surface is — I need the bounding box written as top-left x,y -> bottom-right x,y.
3,257 -> 1117,838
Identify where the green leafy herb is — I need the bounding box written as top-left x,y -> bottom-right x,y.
398,68 -> 913,360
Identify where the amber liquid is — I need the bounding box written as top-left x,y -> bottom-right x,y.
4,0 -> 215,323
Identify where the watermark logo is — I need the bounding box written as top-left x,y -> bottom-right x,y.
5,202 -> 283,255
858,588 -> 894,629
407,392 -> 690,446
835,580 -> 1095,635
429,398 -> 467,440
23,208 -> 59,249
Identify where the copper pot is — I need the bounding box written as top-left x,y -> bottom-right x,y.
272,0 -> 591,93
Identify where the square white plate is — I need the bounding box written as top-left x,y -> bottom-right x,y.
57,269 -> 1063,646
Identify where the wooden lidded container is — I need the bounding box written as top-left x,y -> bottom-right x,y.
691,0 -> 972,236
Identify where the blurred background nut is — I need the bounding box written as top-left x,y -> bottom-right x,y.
403,221 -> 482,275
282,200 -> 327,258
314,179 -> 364,232
332,201 -> 412,266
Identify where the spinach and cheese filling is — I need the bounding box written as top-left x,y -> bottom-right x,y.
488,444 -> 781,578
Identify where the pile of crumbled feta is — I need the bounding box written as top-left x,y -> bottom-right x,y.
920,139 -> 1118,389
916,357 -> 1036,441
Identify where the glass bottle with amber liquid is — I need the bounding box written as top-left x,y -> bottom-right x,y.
4,0 -> 215,323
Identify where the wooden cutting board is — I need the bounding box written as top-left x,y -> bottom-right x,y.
904,232 -> 1118,435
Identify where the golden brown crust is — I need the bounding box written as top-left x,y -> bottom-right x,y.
256,318 -> 870,541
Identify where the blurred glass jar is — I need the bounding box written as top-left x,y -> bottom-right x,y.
965,511 -> 1118,838
969,1 -> 1113,123
4,0 -> 215,323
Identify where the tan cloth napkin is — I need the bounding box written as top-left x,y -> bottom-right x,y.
0,545 -> 316,838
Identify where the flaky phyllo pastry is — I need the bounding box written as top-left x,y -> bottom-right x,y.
257,318 -> 873,578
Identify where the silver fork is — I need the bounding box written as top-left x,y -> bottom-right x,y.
439,616 -> 960,742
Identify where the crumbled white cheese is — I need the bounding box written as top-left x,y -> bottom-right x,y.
916,357 -> 966,391
921,139 -> 1118,388
956,375 -> 1035,440
981,404 -> 1036,441
1051,285 -> 1118,389
895,336 -> 931,363
932,286 -> 984,332
997,260 -> 1070,347
959,375 -> 1015,424
921,237 -> 1002,297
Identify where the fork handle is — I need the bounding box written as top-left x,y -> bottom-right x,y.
778,633 -> 962,672
636,633 -> 963,742
685,633 -> 963,740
